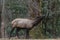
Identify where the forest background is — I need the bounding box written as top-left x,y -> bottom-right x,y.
0,0 -> 60,39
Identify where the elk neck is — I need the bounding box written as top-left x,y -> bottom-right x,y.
32,15 -> 45,26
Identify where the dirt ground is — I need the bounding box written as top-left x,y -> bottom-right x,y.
0,38 -> 60,40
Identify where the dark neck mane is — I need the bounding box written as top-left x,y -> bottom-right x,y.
32,15 -> 45,26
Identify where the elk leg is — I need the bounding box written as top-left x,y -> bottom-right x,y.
26,29 -> 29,39
9,27 -> 15,39
16,28 -> 20,38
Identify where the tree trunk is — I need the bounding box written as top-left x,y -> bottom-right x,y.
0,13 -> 1,37
0,0 -> 2,38
1,0 -> 8,38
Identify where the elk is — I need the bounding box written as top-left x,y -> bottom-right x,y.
9,15 -> 45,39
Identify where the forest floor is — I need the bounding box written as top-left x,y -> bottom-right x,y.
1,22 -> 60,40
0,38 -> 60,40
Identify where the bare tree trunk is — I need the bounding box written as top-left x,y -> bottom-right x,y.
0,10 -> 2,38
1,0 -> 8,38
1,0 -> 5,38
0,0 -> 2,38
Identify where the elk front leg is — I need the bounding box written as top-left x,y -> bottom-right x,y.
9,27 -> 15,39
26,29 -> 30,39
16,28 -> 20,39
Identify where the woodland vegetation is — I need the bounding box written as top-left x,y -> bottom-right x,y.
0,0 -> 60,39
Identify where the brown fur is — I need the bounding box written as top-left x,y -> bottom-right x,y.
11,18 -> 34,28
